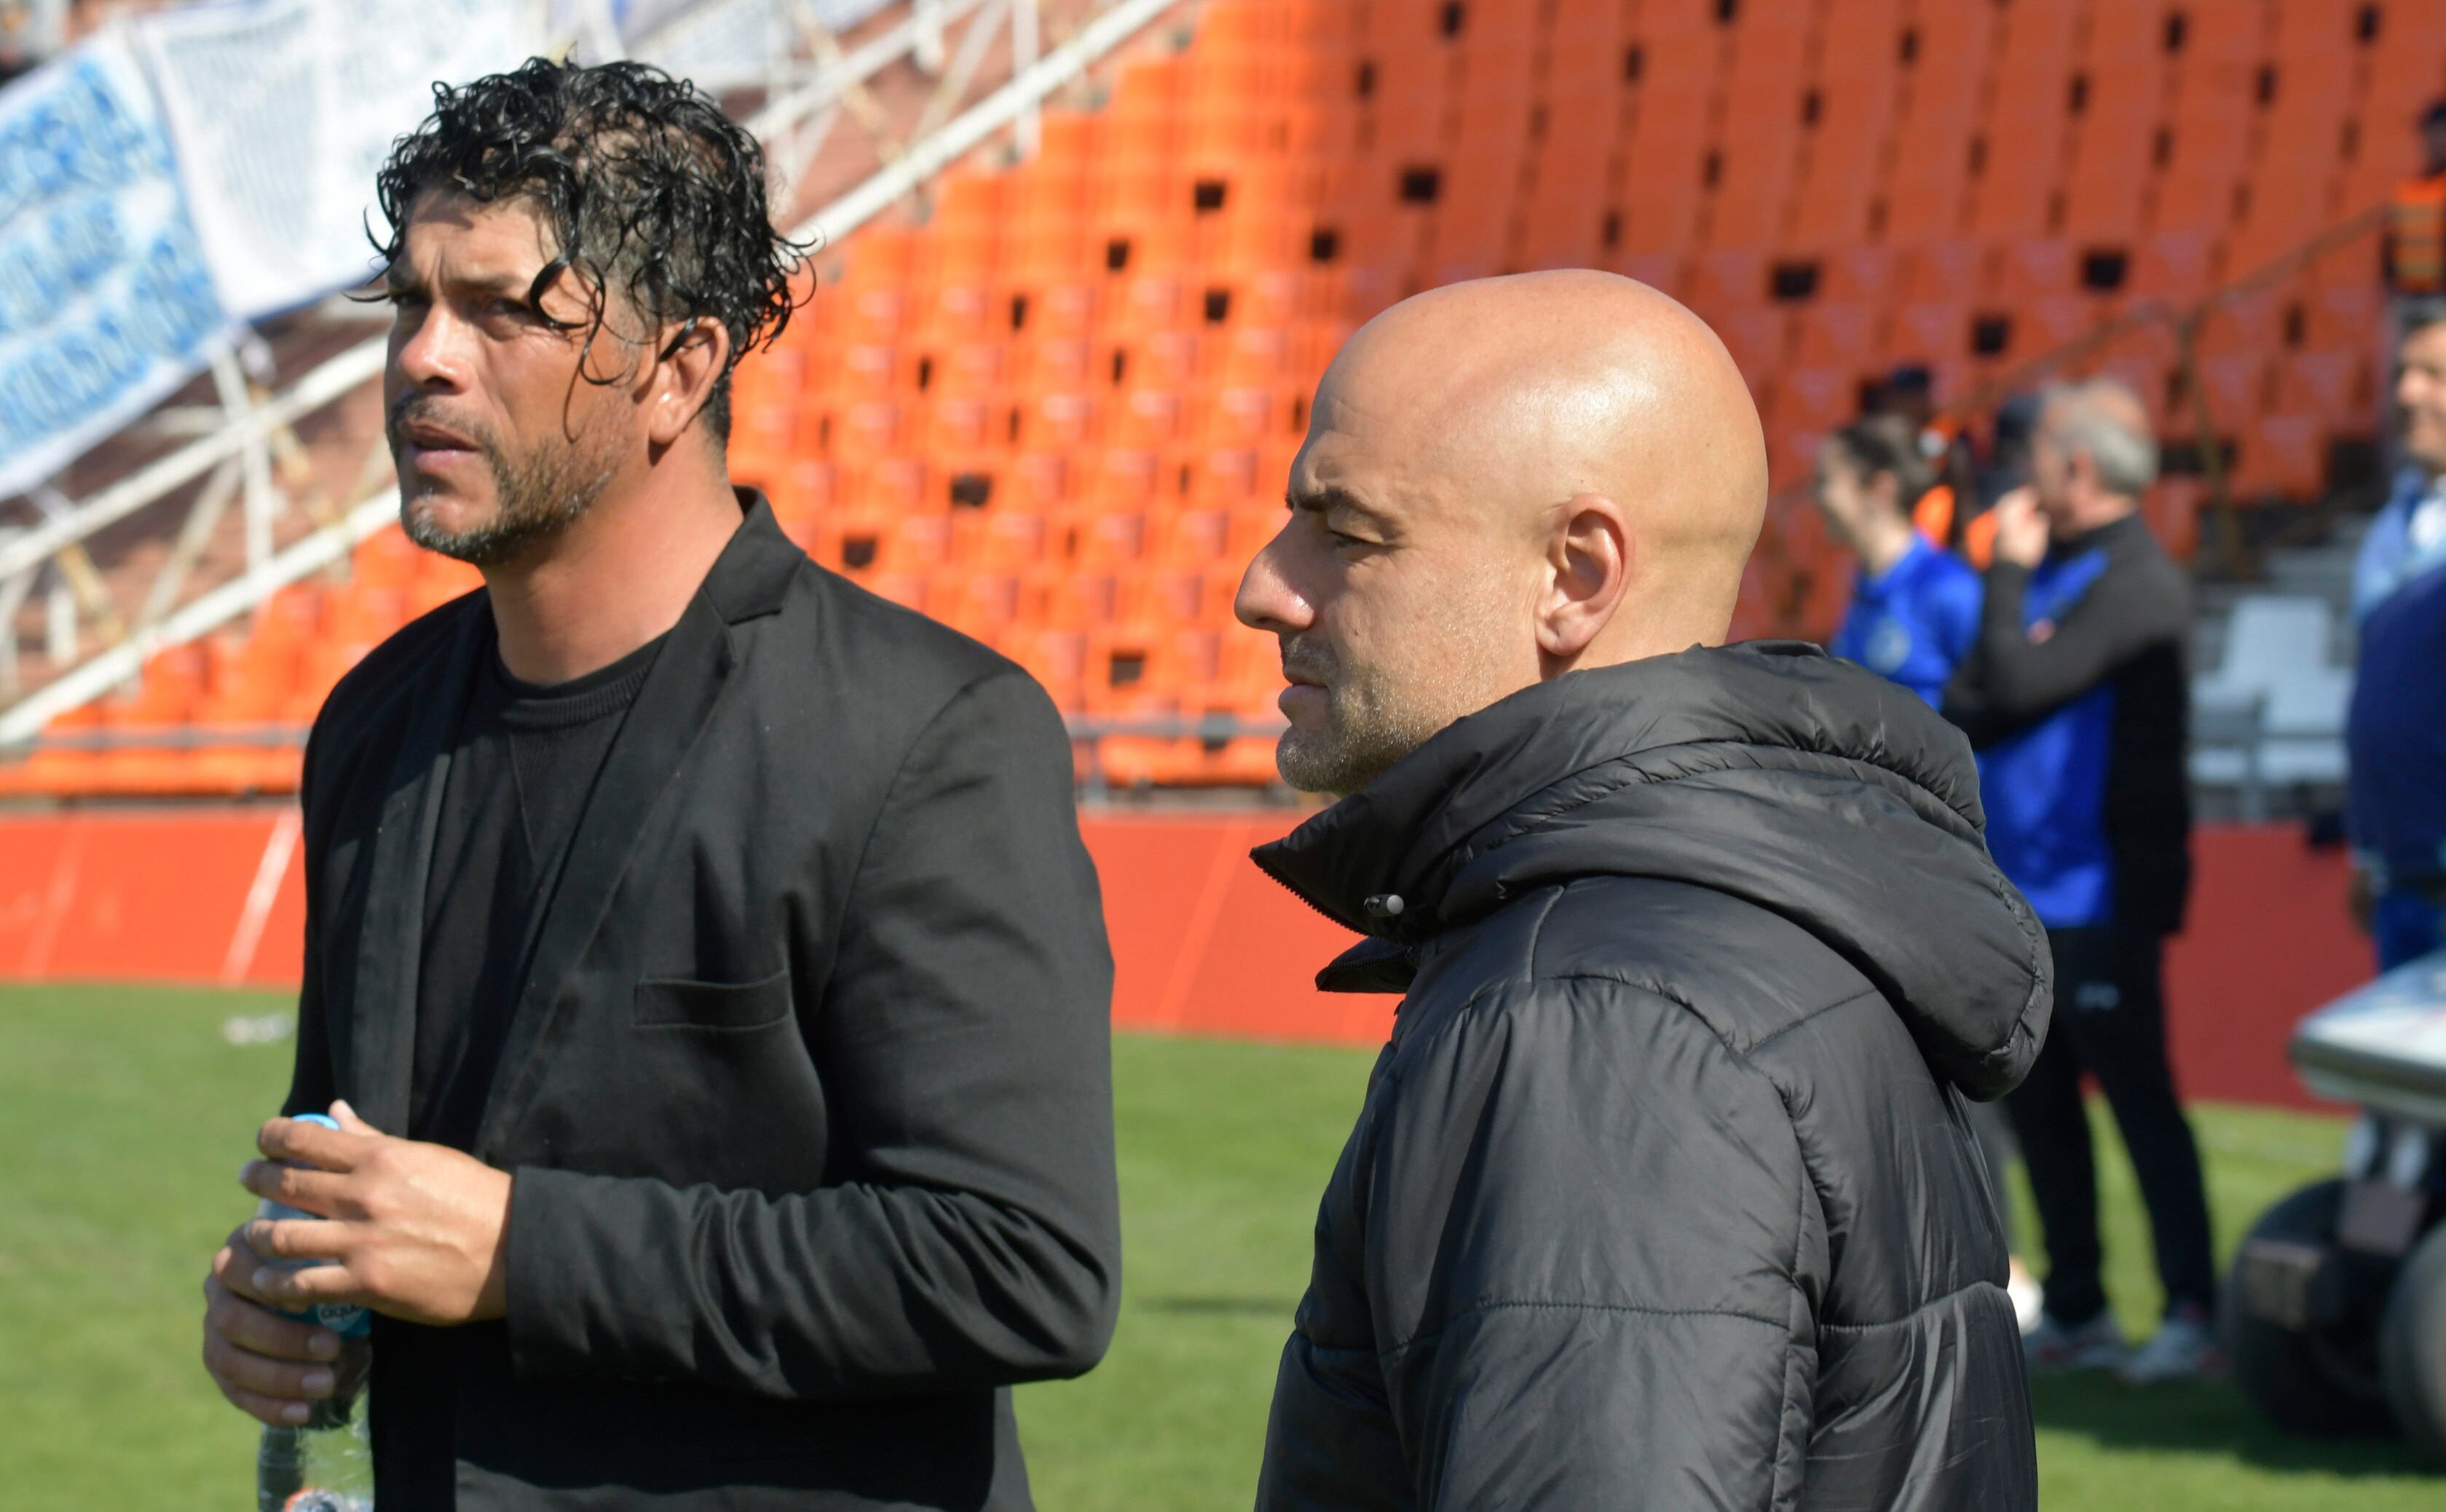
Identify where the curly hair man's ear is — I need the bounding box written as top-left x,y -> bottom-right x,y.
648,319 -> 731,449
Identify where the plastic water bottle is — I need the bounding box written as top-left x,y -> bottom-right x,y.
254,1112 -> 374,1512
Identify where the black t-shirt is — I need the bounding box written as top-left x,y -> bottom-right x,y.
376,622 -> 663,1510
409,625 -> 663,1149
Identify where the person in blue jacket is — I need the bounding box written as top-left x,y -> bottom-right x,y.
2348,296 -> 2446,969
1815,414 -> 1982,707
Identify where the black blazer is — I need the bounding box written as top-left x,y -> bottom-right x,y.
283,496 -> 1121,1510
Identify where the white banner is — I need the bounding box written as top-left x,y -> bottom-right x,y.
135,0 -> 545,322
551,0 -> 706,50
633,0 -> 785,90
0,34 -> 229,501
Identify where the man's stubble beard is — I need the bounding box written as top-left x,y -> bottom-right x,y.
394,406 -> 623,568
1274,603 -> 1519,799
1274,649 -> 1448,799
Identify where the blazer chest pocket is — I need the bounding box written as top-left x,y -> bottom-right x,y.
633,968 -> 794,1032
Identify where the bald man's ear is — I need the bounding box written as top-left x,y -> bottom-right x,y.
1534,493 -> 1631,670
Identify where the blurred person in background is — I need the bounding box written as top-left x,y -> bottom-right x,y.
1869,362 -> 1979,552
1815,412 -> 2043,1330
2346,298 -> 2446,970
1979,390 -> 2048,511
1949,391 -> 2054,575
1944,379 -> 2218,1384
197,60 -> 1119,1510
2378,100 -> 2446,449
2383,100 -> 2446,304
0,0 -> 66,84
1816,413 -> 1980,706
1240,270 -> 2044,1511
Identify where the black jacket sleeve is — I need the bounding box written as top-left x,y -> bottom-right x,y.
1269,978 -> 1819,1511
1944,553 -> 2183,746
501,667 -> 1121,1399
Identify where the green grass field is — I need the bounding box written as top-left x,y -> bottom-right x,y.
1,981 -> 2437,1508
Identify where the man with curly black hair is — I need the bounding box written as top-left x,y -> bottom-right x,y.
198,60 -> 1120,1509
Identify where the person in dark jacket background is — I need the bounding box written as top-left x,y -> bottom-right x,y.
200,62 -> 1118,1510
1943,379 -> 2216,1385
1236,269 -> 2045,1510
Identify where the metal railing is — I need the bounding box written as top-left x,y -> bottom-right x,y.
0,0 -> 1182,749
20,724 -> 315,751
15,708 -> 1279,753
784,0 -> 1179,247
7,708 -> 1290,798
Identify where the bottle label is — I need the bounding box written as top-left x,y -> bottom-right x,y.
304,1301 -> 372,1339
257,1196 -> 372,1337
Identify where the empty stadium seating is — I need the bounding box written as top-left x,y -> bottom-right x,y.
0,536 -> 482,800
2191,592 -> 2355,805
8,0 -> 2442,796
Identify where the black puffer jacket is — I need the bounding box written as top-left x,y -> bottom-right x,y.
1251,642 -> 2048,1511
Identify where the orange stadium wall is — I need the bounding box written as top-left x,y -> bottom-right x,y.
0,810 -> 2369,1112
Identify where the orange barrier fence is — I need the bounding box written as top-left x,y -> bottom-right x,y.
0,808 -> 2368,1112
0,809 -> 307,989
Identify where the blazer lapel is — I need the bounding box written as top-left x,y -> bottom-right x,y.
471,493 -> 802,1159
344,601 -> 481,1133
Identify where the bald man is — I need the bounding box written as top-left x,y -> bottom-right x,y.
1239,272 -> 2045,1510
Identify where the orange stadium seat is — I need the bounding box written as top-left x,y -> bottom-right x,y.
1789,33 -> 1898,252
2229,412 -> 2320,499
1884,1 -> 1989,216
1793,301 -> 1877,374
2129,230 -> 2220,299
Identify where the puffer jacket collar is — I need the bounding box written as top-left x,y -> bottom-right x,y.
1251,641 -> 2051,1101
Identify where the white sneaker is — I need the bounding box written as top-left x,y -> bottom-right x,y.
2117,1303 -> 2225,1384
2023,1309 -> 2127,1371
2007,1260 -> 2044,1337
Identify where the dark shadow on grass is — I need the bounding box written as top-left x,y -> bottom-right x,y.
1140,1297 -> 1297,1318
2030,1372 -> 2438,1479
